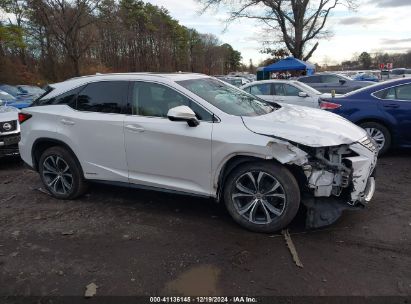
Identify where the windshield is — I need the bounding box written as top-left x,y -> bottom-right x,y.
177,78 -> 278,116
18,85 -> 45,95
0,85 -> 20,97
0,90 -> 16,101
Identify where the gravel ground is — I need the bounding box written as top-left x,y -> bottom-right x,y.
0,151 -> 410,298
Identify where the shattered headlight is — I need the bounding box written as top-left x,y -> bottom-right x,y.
359,135 -> 378,153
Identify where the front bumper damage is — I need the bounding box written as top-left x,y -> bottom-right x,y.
300,136 -> 378,228
0,134 -> 21,157
267,135 -> 378,229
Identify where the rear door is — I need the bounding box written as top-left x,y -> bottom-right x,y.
56,81 -> 130,182
379,83 -> 411,145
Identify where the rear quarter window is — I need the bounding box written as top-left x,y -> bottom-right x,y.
33,86 -> 84,107
299,76 -> 320,83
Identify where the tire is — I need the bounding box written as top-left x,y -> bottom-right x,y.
223,161 -> 300,233
38,146 -> 87,199
359,122 -> 391,155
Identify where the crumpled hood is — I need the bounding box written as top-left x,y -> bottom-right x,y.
242,104 -> 367,147
0,106 -> 19,122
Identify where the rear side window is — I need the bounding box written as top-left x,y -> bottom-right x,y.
33,86 -> 83,107
31,86 -> 55,106
321,75 -> 341,83
396,84 -> 411,100
299,76 -> 320,83
273,84 -> 285,96
391,69 -> 404,75
76,81 -> 128,113
374,84 -> 411,101
283,84 -> 300,96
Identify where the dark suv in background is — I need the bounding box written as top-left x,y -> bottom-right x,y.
298,73 -> 374,94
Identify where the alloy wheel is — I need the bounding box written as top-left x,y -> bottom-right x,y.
42,155 -> 73,195
365,127 -> 385,151
232,171 -> 286,225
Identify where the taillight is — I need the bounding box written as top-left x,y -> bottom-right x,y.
18,112 -> 32,124
320,101 -> 342,110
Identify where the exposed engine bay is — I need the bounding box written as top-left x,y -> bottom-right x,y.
267,135 -> 378,229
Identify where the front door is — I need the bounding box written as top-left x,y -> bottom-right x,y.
124,81 -> 214,196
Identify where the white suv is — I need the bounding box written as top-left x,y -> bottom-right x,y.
19,73 -> 378,232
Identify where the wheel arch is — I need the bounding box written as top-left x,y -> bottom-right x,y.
31,138 -> 84,175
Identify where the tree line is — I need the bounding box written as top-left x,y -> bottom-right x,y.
0,0 -> 243,84
342,51 -> 411,70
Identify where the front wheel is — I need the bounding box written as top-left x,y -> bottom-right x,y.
223,162 -> 300,233
360,122 -> 391,155
38,146 -> 87,199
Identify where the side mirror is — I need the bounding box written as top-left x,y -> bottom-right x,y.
298,92 -> 308,98
167,105 -> 199,127
339,79 -> 346,85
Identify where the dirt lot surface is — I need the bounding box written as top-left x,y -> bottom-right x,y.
0,151 -> 410,298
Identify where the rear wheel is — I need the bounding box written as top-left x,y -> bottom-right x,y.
223,162 -> 300,233
359,122 -> 391,155
38,146 -> 87,199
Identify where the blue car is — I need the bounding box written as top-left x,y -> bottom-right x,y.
353,73 -> 379,82
0,84 -> 33,109
319,78 -> 411,155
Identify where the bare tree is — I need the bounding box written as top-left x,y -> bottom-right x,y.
200,0 -> 357,61
29,0 -> 100,76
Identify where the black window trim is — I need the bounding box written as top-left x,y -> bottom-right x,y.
125,80 -> 220,123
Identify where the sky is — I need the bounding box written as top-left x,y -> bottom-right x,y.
146,0 -> 411,66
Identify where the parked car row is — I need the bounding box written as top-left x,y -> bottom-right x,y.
297,72 -> 375,94
241,79 -> 324,108
0,84 -> 45,109
237,75 -> 411,155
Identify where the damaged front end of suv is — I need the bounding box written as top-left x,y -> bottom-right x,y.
275,136 -> 378,229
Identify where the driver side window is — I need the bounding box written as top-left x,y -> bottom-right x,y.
130,82 -> 213,121
321,75 -> 341,83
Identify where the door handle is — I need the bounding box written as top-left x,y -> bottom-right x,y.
384,104 -> 399,109
125,124 -> 145,132
60,119 -> 75,125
